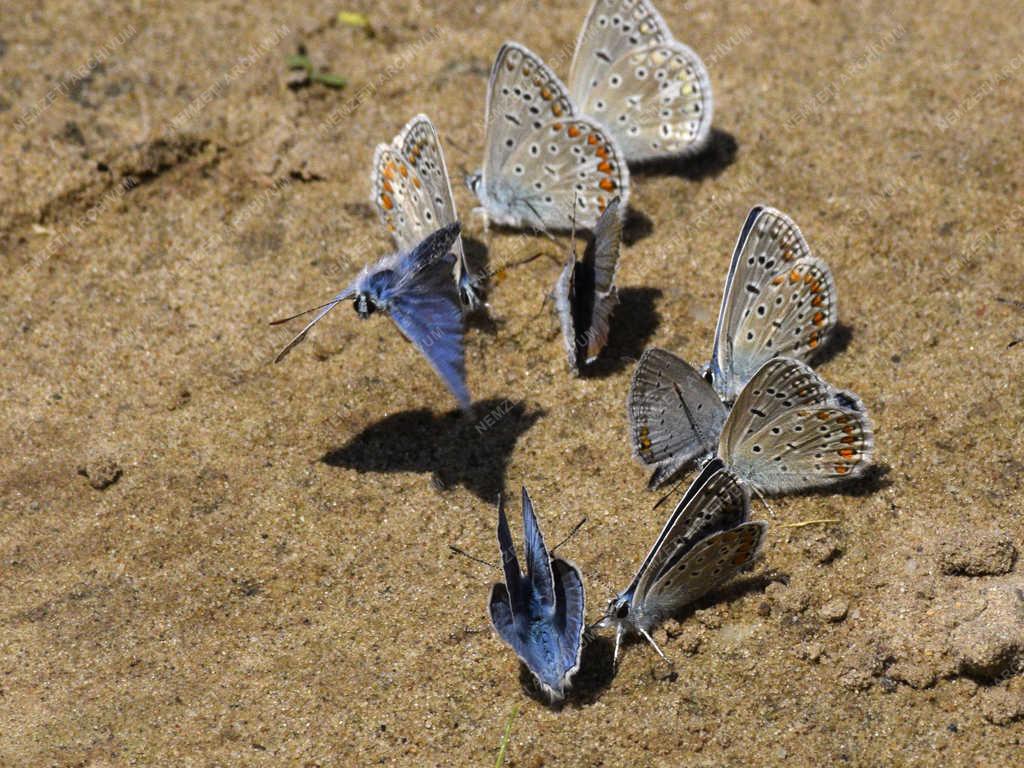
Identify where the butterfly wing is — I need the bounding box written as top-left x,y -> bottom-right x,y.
719,358 -> 874,494
395,116 -> 479,307
553,254 -> 580,372
480,42 -> 629,230
385,225 -> 470,410
568,0 -> 671,100
580,42 -> 712,161
633,460 -> 750,605
521,487 -> 555,612
628,348 -> 728,488
551,557 -> 586,685
583,196 -> 623,362
570,2 -> 710,161
711,206 -> 837,401
643,521 -> 768,618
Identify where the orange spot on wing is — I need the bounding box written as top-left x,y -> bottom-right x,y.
835,465 -> 849,475
772,275 -> 785,286
567,125 -> 581,138
599,178 -> 615,192
789,269 -> 801,284
552,103 -> 563,117
552,122 -> 563,131
380,193 -> 393,210
813,311 -> 826,325
598,160 -> 612,173
587,134 -> 599,145
841,435 -> 856,444
816,411 -> 831,420
812,295 -> 824,307
412,177 -> 421,188
596,145 -> 609,159
838,448 -> 856,459
541,87 -> 552,100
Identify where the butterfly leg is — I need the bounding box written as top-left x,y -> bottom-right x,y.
612,625 -> 624,667
639,627 -> 673,667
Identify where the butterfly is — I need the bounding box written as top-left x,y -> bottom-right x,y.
467,41 -> 630,232
371,114 -> 481,308
270,222 -> 471,411
708,205 -> 838,402
629,354 -> 874,493
554,195 -> 623,373
628,204 -> 851,488
568,0 -> 713,163
489,487 -> 586,702
595,458 -> 766,664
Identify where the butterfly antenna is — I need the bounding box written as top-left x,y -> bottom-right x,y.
448,544 -> 498,570
551,517 -> 587,554
268,299 -> 339,326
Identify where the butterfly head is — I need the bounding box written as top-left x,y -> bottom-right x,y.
595,594 -> 631,630
464,170 -> 483,196
353,292 -> 378,319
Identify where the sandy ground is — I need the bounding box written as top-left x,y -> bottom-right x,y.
2,0 -> 1023,765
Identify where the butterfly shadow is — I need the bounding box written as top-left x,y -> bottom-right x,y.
583,287 -> 663,379
516,632 -> 616,708
788,461 -> 893,499
813,321 -> 855,366
622,206 -> 654,246
322,399 -> 545,501
631,127 -> 739,181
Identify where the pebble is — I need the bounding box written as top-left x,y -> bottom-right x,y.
939,529 -> 1017,576
77,455 -> 122,490
949,585 -> 1024,680
820,598 -> 849,623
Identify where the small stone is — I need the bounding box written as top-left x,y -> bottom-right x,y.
806,537 -> 843,565
838,668 -> 873,691
795,641 -> 823,663
981,684 -> 1024,726
820,598 -> 849,623
765,581 -> 809,615
950,585 -> 1024,680
77,456 -> 122,490
756,600 -> 771,617
939,530 -> 1017,576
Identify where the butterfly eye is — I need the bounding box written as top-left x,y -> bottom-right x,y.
615,603 -> 629,619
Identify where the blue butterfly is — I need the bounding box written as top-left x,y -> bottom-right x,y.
272,222 -> 470,410
489,488 -> 586,702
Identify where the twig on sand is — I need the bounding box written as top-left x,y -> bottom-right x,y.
779,518 -> 840,529
494,705 -> 520,768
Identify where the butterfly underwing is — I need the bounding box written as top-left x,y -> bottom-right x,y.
595,458 -> 766,663
554,196 -> 623,373
568,0 -> 713,163
467,41 -> 629,232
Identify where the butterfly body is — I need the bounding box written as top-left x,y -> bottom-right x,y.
489,488 -> 586,702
